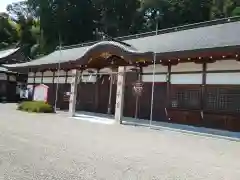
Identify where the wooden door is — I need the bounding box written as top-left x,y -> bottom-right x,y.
123,72 -> 139,118
76,82 -> 96,112
97,75 -> 117,114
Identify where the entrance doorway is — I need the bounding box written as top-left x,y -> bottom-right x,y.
123,72 -> 167,122
76,74 -> 116,115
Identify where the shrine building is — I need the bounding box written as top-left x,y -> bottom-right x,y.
5,16 -> 240,132
0,47 -> 27,102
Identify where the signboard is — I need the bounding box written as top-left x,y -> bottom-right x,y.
63,92 -> 70,102
132,80 -> 144,96
9,75 -> 16,82
27,85 -> 34,99
33,84 -> 49,102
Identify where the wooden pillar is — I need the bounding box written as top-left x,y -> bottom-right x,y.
52,71 -> 56,105
52,71 -> 56,84
115,66 -> 126,124
201,63 -> 207,120
95,69 -> 100,112
134,67 -> 142,119
6,73 -> 10,102
33,71 -> 36,85
65,70 -> 68,84
69,69 -> 80,116
41,71 -> 44,84
107,71 -> 115,114
32,71 -> 36,100
166,64 -> 172,120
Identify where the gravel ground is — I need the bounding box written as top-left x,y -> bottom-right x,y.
0,104 -> 240,180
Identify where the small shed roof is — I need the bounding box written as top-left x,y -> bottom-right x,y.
0,48 -> 20,59
0,66 -> 8,72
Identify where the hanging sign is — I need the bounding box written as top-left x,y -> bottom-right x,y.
132,80 -> 144,96
63,92 -> 70,102
33,84 -> 49,102
27,85 -> 34,99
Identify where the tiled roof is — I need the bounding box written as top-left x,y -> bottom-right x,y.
5,17 -> 240,68
125,21 -> 240,53
0,66 -> 8,72
5,41 -> 141,68
0,48 -> 19,59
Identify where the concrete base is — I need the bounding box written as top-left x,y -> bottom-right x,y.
65,110 -> 240,141
73,111 -> 115,125
122,117 -> 240,142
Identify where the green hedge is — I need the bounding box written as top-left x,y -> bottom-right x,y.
18,101 -> 54,113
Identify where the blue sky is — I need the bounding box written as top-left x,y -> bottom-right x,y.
0,0 -> 21,12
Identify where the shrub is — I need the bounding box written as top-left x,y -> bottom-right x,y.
18,101 -> 54,113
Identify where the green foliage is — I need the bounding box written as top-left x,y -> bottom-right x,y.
0,2 -> 41,59
210,0 -> 237,19
18,101 -> 54,113
232,7 -> 240,16
1,0 -> 239,57
0,13 -> 19,49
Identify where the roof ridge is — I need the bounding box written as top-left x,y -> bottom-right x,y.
0,46 -> 18,52
58,16 -> 240,51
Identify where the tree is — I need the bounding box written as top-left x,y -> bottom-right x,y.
7,1 -> 37,20
28,0 -> 98,50
232,6 -> 240,16
93,0 -> 142,37
3,1 -> 42,58
3,0 -> 238,56
16,15 -> 38,58
0,13 -> 18,49
138,0 -> 167,31
139,0 -> 212,31
210,0 -> 236,19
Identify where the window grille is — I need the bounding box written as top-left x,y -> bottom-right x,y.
204,87 -> 240,113
170,86 -> 201,109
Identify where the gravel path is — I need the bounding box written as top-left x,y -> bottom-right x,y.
0,104 -> 240,180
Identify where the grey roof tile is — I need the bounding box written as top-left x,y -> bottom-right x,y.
5,19 -> 240,68
0,48 -> 19,59
0,66 -> 8,72
125,21 -> 240,53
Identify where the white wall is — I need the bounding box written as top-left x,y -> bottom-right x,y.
142,74 -> 167,82
171,62 -> 202,72
28,72 -> 34,77
171,74 -> 202,84
206,60 -> 240,84
80,75 -> 97,83
26,60 -> 240,85
27,77 -> 34,83
42,77 -> 53,83
66,76 -> 72,83
27,70 -> 68,84
43,71 -> 53,76
143,64 -> 168,73
55,70 -> 66,76
54,77 -> 66,83
207,60 -> 240,71
34,77 -> 42,83
35,72 -> 42,77
206,73 -> 240,84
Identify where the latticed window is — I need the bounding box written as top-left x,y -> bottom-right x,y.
204,86 -> 240,113
170,86 -> 201,110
